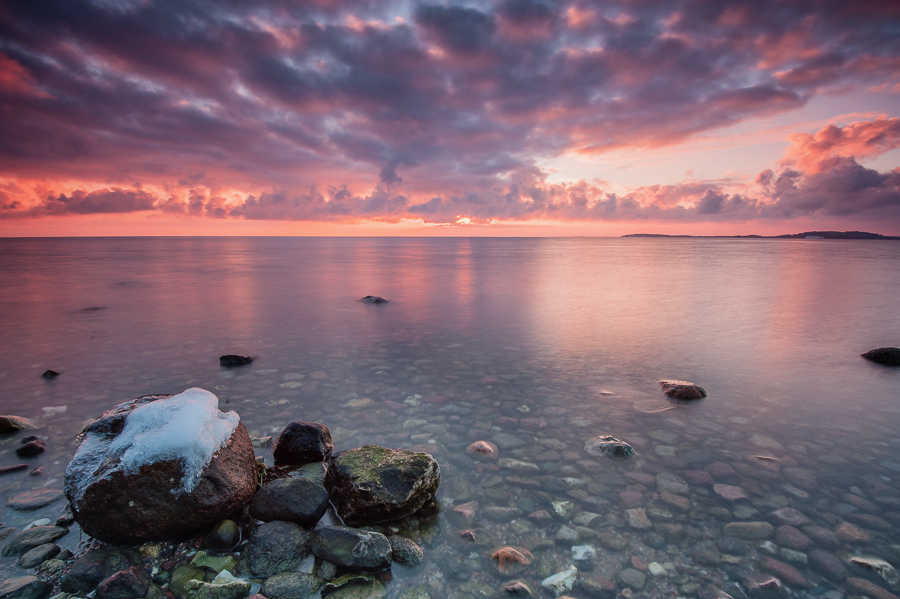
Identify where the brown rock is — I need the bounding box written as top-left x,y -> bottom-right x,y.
847,578 -> 899,599
759,556 -> 810,587
659,380 -> 707,400
0,416 -> 35,434
836,521 -> 872,544
66,422 -> 257,544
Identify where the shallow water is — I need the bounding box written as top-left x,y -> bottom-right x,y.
1,237 -> 900,597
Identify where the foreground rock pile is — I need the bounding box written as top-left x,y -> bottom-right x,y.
1,390 -> 439,599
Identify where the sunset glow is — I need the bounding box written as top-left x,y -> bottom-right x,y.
1,0 -> 898,236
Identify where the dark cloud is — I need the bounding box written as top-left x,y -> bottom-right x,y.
0,0 -> 898,227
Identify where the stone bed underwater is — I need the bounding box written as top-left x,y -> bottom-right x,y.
3,348 -> 900,599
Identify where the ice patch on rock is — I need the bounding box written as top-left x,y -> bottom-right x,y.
67,388 -> 239,503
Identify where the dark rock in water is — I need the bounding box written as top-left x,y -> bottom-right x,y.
0,576 -> 53,599
862,347 -> 900,366
501,580 -> 536,596
309,526 -> 392,572
325,445 -> 440,526
16,440 -> 46,458
59,548 -> 141,594
1,527 -> 68,557
742,572 -> 783,596
202,520 -> 240,550
55,504 -> 75,528
272,422 -> 333,465
219,355 -> 253,367
95,567 -> 150,599
659,380 -> 707,400
249,478 -> 329,527
40,370 -> 59,380
17,543 -> 60,569
847,578 -> 900,599
809,550 -> 848,581
584,435 -> 636,459
0,464 -> 29,475
64,391 -> 257,544
244,521 -> 310,577
360,295 -> 388,304
0,416 -> 35,434
261,572 -> 322,599
389,536 -> 424,566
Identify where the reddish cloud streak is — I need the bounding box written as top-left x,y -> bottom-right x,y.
0,0 -> 898,232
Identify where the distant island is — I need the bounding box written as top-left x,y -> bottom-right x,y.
622,231 -> 900,240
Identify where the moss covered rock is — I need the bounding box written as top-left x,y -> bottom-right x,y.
325,445 -> 440,526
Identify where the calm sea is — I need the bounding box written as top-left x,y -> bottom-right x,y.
1,237 -> 899,596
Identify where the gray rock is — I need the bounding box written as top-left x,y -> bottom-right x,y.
722,521 -> 773,540
17,543 -> 60,569
583,435 -> 635,459
490,433 -> 528,450
244,521 -> 310,577
202,520 -> 240,551
261,572 -> 322,599
617,568 -> 646,590
501,580 -> 535,596
1,527 -> 68,557
184,574 -> 251,599
389,537 -> 424,566
0,576 -> 53,599
309,526 -> 392,572
59,548 -> 142,594
656,472 -> 689,495
541,566 -> 578,596
325,445 -> 440,526
249,478 -> 329,527
4,490 -> 65,512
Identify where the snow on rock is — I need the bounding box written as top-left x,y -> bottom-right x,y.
64,388 -> 257,545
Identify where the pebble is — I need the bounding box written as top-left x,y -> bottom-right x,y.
570,545 -> 595,561
625,508 -> 651,529
617,568 -> 646,590
722,521 -> 773,540
541,566 -> 578,596
836,521 -> 872,543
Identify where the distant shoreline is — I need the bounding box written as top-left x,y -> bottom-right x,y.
622,231 -> 900,240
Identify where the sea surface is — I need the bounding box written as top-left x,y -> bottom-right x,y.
1,237 -> 899,597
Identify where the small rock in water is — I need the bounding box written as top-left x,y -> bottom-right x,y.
249,478 -> 329,527
361,295 -> 388,304
584,435 -> 635,459
541,565 -> 578,596
41,370 -> 59,380
659,379 -> 707,400
571,545 -> 596,561
502,580 -> 535,596
0,576 -> 53,599
847,577 -> 900,599
861,347 -> 900,366
16,439 -> 46,458
272,421 -> 334,465
617,568 -> 646,590
309,526 -> 392,572
0,463 -> 29,475
389,536 -> 424,566
492,547 -> 534,575
0,415 -> 35,433
219,355 -> 253,367
466,440 -> 499,459
5,490 -> 65,512
203,520 -> 240,550
850,557 -> 900,590
17,543 -> 61,569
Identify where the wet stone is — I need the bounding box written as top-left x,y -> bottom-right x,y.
682,470 -> 715,485
1,527 -> 68,557
17,543 -> 60,569
846,577 -> 900,599
0,576 -> 53,599
261,572 -> 322,599
656,473 -> 689,495
483,506 -> 522,522
742,572 -> 783,596
714,484 -> 747,502
599,532 -> 628,550
774,525 -> 813,550
836,521 -> 872,543
722,521 -> 773,540
244,521 -> 310,577
767,508 -> 810,527
95,567 -> 151,599
501,580 -> 535,597
4,490 -> 65,512
850,557 -> 900,590
617,568 -> 646,590
541,566 -> 578,596
625,508 -> 651,529
202,520 -> 240,551
706,462 -> 740,484
389,537 -> 424,566
759,556 -> 810,587
491,433 -> 527,449
802,525 -> 838,547
808,550 -> 847,581
583,435 -> 635,459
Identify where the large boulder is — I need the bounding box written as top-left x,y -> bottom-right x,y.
862,347 -> 900,366
309,526 -> 392,571
272,422 -> 333,465
325,445 -> 440,526
64,389 -> 257,544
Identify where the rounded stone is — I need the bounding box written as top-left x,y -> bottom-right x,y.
244,521 -> 310,577
618,568 -> 646,590
272,422 -> 334,465
861,347 -> 900,366
309,526 -> 392,572
389,536 -> 424,566
249,478 -> 329,527
659,380 -> 707,400
260,572 -> 322,599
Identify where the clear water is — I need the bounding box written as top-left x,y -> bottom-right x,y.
1,237 -> 899,597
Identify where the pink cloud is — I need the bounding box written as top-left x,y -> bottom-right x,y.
784,117 -> 900,173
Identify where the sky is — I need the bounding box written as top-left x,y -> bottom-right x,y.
1,0 -> 899,236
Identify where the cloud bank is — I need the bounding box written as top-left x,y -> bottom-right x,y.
0,0 -> 898,228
